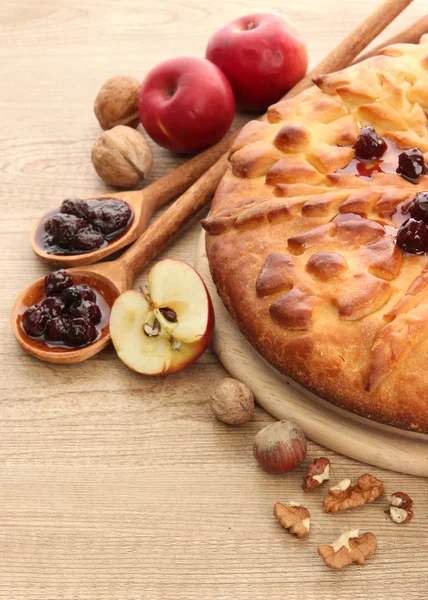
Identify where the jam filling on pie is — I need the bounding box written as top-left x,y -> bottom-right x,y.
395,192 -> 428,254
353,125 -> 387,161
338,127 -> 428,255
339,126 -> 428,184
396,148 -> 427,184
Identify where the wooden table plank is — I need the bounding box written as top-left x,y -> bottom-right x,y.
1,1 -> 427,598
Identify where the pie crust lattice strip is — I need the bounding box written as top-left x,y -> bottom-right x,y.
203,37 -> 428,432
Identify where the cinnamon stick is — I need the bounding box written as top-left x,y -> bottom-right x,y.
353,13 -> 428,64
287,0 -> 413,99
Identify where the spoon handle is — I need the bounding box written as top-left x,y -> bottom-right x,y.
119,153 -> 229,283
139,132 -> 238,215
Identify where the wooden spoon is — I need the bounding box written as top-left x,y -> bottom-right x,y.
30,133 -> 236,268
12,154 -> 228,364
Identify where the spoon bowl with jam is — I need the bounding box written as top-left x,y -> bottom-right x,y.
11,266 -> 123,364
31,191 -> 149,267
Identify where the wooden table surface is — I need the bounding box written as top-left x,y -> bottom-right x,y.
1,1 -> 428,598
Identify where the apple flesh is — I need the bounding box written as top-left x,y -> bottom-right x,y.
110,259 -> 214,375
206,13 -> 308,112
138,56 -> 235,154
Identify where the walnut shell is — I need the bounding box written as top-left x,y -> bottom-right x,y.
91,125 -> 152,188
94,75 -> 140,130
210,378 -> 254,425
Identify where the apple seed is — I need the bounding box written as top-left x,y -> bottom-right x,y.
159,307 -> 177,322
143,318 -> 161,337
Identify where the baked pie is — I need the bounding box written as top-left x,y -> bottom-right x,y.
203,37 -> 428,432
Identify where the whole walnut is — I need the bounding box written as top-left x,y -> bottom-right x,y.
94,75 -> 141,130
91,125 -> 152,188
210,378 -> 254,425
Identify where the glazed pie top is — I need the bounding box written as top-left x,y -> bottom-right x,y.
203,37 -> 428,433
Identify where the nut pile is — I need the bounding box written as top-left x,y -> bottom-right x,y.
92,75 -> 153,188
273,462 -> 414,570
209,377 -> 414,571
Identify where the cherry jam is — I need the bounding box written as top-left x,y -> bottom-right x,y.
354,125 -> 387,160
395,192 -> 428,255
20,270 -> 109,348
396,218 -> 428,254
339,136 -> 399,180
396,148 -> 427,184
338,127 -> 428,185
39,198 -> 133,255
407,191 -> 428,221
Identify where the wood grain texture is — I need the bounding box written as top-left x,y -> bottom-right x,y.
1,1 -> 428,598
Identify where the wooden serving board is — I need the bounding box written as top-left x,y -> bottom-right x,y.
195,231 -> 428,477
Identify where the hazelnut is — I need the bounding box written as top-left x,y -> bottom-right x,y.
210,378 -> 254,425
253,420 -> 307,474
91,125 -> 152,188
94,75 -> 140,130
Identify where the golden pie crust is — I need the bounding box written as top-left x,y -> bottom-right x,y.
203,37 -> 428,433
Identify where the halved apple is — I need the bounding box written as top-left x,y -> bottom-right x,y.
110,259 -> 214,375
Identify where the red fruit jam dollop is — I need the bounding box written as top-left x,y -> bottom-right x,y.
396,148 -> 427,184
396,192 -> 428,255
353,125 -> 387,161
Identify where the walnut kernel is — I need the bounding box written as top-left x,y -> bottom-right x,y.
323,474 -> 384,513
274,502 -> 311,538
302,457 -> 331,492
318,529 -> 377,569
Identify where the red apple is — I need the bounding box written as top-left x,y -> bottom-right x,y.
206,13 -> 307,112
110,259 -> 214,375
138,57 -> 235,153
